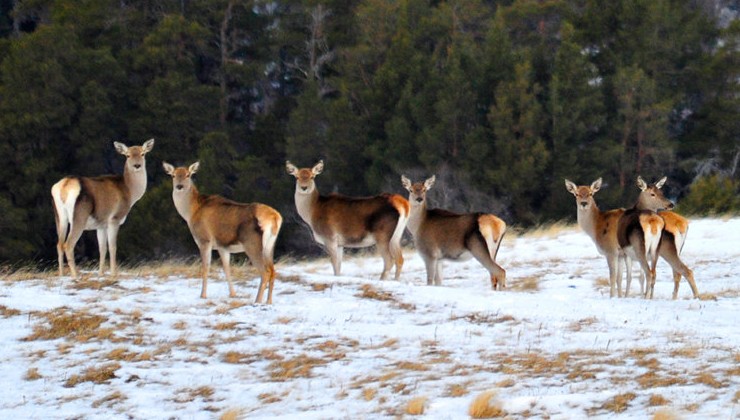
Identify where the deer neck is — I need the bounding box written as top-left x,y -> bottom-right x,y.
173,184 -> 200,224
124,165 -> 148,204
577,200 -> 602,242
406,201 -> 427,236
294,186 -> 319,225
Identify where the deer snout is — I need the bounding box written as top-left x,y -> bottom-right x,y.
301,186 -> 308,191
580,201 -> 588,208
134,164 -> 142,169
415,197 -> 424,203
176,184 -> 184,190
666,201 -> 675,210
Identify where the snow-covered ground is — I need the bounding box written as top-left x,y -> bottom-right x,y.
0,218 -> 738,419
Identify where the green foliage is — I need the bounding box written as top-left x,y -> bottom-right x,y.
680,175 -> 740,216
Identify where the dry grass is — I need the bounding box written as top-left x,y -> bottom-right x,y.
92,391 -> 127,408
510,275 -> 541,292
405,396 -> 428,415
569,316 -> 599,332
356,284 -> 415,311
24,367 -> 42,381
220,408 -> 244,420
362,387 -> 377,401
69,278 -> 119,290
395,361 -> 429,371
637,371 -> 687,388
669,346 -> 699,358
694,372 -> 725,388
64,363 -> 121,387
268,354 -> 325,381
521,221 -> 573,239
0,266 -> 58,282
0,305 -> 21,318
174,386 -> 216,403
310,283 -> 331,292
468,390 -> 506,418
600,392 -> 636,413
447,383 -> 470,397
649,394 -> 670,406
24,308 -> 108,342
451,312 -> 516,326
653,409 -> 682,420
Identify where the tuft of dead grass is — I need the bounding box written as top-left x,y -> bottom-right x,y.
522,221 -> 573,238
637,371 -> 687,388
469,390 -> 506,418
600,392 -> 636,413
697,293 -> 717,301
447,383 -> 470,397
405,396 -> 428,415
24,308 -> 108,342
69,278 -> 119,290
24,367 -> 42,381
694,372 -> 725,388
64,363 -> 121,387
311,283 -> 331,292
362,387 -> 377,401
649,394 -> 670,406
92,390 -> 127,409
268,354 -> 325,381
220,408 -> 244,420
653,408 -> 682,420
395,361 -> 429,371
509,276 -> 541,292
356,284 -> 415,311
174,386 -> 216,403
0,305 -> 21,318
569,316 -> 599,332
0,266 -> 58,282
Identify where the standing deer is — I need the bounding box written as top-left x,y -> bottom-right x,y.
629,176 -> 698,299
164,162 -> 282,303
564,178 -> 631,298
285,160 -> 409,280
51,139 -> 155,278
401,175 -> 507,289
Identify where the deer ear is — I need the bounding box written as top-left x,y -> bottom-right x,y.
114,142 -> 128,156
424,175 -> 436,190
162,162 -> 175,175
636,176 -> 648,191
142,139 -> 155,154
312,160 -> 324,175
655,176 -> 667,189
286,161 -> 298,176
188,161 -> 200,174
591,178 -> 602,192
401,175 -> 412,191
564,179 -> 577,195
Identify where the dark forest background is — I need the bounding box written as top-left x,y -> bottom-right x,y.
0,0 -> 738,266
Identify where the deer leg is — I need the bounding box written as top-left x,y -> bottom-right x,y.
421,255 -> 436,286
64,219 -> 86,280
55,212 -> 68,277
325,241 -> 342,276
606,254 -> 619,298
622,256 -> 632,297
97,228 -> 108,277
376,239 -> 393,280
469,236 -> 506,290
434,261 -> 443,286
199,243 -> 213,298
218,250 -> 235,298
106,224 -> 120,277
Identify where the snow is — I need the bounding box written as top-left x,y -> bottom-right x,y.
0,218 -> 738,419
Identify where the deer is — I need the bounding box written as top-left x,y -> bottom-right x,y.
564,178 -> 632,298
628,176 -> 698,299
285,160 -> 409,280
163,162 -> 282,303
401,175 -> 507,289
51,139 -> 155,279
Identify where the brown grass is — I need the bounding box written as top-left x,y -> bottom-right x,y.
669,346 -> 699,358
451,312 -> 516,325
24,367 -> 42,381
92,391 -> 127,408
447,383 -> 470,397
64,363 -> 121,387
510,275 -> 541,292
268,354 -> 325,381
395,361 -> 429,371
522,221 -> 573,238
258,392 -> 285,404
220,408 -> 244,420
0,305 -> 21,318
469,390 -> 506,418
311,283 -> 331,292
653,409 -> 682,420
405,396 -> 428,415
362,387 -> 377,401
648,394 -> 670,406
174,386 -> 216,403
600,392 -> 636,413
24,308 -> 108,342
69,278 -> 119,290
637,371 -> 687,388
0,266 -> 57,282
569,316 -> 599,332
694,372 -> 725,388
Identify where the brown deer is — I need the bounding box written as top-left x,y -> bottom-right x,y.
164,162 -> 282,303
401,175 -> 507,289
564,178 -> 630,297
285,160 -> 409,280
629,176 -> 698,299
51,139 -> 155,278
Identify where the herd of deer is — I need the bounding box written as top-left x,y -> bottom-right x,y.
50,140 -> 699,304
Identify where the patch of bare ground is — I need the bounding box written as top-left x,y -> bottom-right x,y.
0,305 -> 21,318
468,390 -> 506,418
64,363 -> 121,387
23,308 -> 111,342
405,396 -> 428,415
92,390 -> 127,409
268,354 -> 326,381
356,284 -> 415,311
